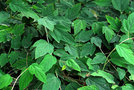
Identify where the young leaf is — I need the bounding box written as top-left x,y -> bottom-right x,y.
39,54 -> 57,73
91,70 -> 115,83
19,69 -> 33,90
28,63 -> 46,83
0,74 -> 13,89
66,59 -> 81,72
116,44 -> 134,65
72,19 -> 87,35
32,39 -> 54,59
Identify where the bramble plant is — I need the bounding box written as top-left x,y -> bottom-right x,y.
1,0 -> 134,90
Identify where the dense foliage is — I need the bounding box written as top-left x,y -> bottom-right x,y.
1,0 -> 134,90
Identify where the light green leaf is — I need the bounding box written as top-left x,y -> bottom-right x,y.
38,17 -> 56,31
91,37 -> 102,48
122,84 -> 134,90
116,44 -> 134,65
106,15 -> 121,31
19,69 -> 33,90
91,70 -> 115,83
112,0 -> 129,11
0,11 -> 10,24
78,85 -> 98,90
66,59 -> 81,72
39,54 -> 57,73
72,19 -> 87,35
32,39 -> 54,59
102,26 -> 115,43
0,53 -> 8,67
42,74 -> 61,90
117,68 -> 125,80
0,74 -> 13,89
28,63 -> 46,83
122,13 -> 134,34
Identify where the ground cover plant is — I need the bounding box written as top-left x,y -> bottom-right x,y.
1,0 -> 134,90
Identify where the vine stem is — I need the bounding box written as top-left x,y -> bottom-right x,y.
102,37 -> 134,71
11,68 -> 28,90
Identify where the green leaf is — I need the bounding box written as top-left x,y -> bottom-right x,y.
75,30 -> 93,42
102,26 -> 115,43
117,68 -> 125,80
38,17 -> 56,31
66,59 -> 81,72
116,44 -> 134,65
78,85 -> 98,90
72,19 -> 87,35
112,0 -> 129,12
91,53 -> 106,64
86,77 -> 110,90
65,82 -> 81,90
0,11 -> 10,24
11,36 -> 21,49
94,0 -> 111,7
32,39 -> 54,59
91,36 -> 102,48
9,0 -> 39,20
122,84 -> 134,90
11,24 -> 25,36
19,69 -> 33,90
106,15 -> 121,31
65,44 -> 79,58
0,53 -> 8,67
42,74 -> 61,90
28,63 -> 47,83
91,70 -> 115,83
66,3 -> 81,20
0,74 -> 13,89
39,54 -> 57,73
80,42 -> 96,57
122,12 -> 134,34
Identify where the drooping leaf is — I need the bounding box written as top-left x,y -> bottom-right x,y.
39,54 -> 57,73
91,70 -> 115,83
66,59 -> 81,72
0,74 -> 13,89
32,39 -> 54,59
